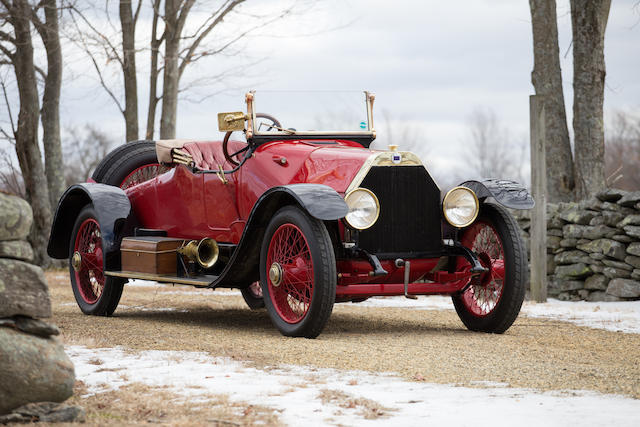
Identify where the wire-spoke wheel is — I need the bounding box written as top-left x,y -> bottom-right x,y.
69,205 -> 124,316
261,206 -> 336,338
241,281 -> 265,310
452,203 -> 525,333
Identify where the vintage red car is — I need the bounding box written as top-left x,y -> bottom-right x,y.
48,91 -> 533,338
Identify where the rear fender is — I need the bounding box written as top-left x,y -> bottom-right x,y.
215,184 -> 347,286
47,183 -> 134,270
460,179 -> 534,210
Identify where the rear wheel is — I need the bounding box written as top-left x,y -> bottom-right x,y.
92,140 -> 170,189
452,203 -> 526,333
260,206 -> 336,338
69,205 -> 124,315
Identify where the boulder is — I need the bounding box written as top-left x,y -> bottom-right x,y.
576,239 -> 627,260
0,259 -> 51,319
602,211 -> 626,227
0,402 -> 85,424
548,216 -> 565,229
550,278 -> 584,292
0,316 -> 59,338
560,238 -> 578,248
601,259 -> 633,271
602,267 -> 631,280
547,236 -> 562,251
627,243 -> 640,257
563,224 -> 589,239
591,264 -> 605,273
0,193 -> 32,241
606,278 -> 640,298
589,252 -> 606,261
623,225 -> 640,239
554,250 -> 591,265
577,289 -> 590,300
612,234 -> 633,243
559,208 -> 596,225
625,255 -> 640,269
617,214 -> 640,228
595,188 -> 625,203
0,240 -> 34,262
587,291 -> 623,302
632,269 -> 640,281
548,228 -> 563,237
0,329 -> 75,414
555,263 -> 592,279
584,275 -> 609,290
617,191 -> 640,207
582,225 -> 617,240
589,216 -> 605,226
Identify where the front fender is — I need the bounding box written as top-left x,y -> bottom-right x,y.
47,183 -> 134,269
461,179 -> 534,210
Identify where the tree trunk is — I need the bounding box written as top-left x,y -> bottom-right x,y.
529,0 -> 574,202
38,0 -> 65,211
160,0 -> 179,139
145,0 -> 161,140
11,0 -> 52,267
571,0 -> 611,200
120,0 -> 139,142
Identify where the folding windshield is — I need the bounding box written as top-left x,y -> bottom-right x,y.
247,90 -> 376,139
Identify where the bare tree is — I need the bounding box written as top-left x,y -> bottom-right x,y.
571,0 -> 611,199
0,0 -> 53,266
464,107 -> 515,179
63,124 -> 116,185
605,111 -> 640,191
529,0 -> 574,202
120,0 -> 142,141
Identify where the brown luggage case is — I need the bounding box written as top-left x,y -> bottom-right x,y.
120,236 -> 183,275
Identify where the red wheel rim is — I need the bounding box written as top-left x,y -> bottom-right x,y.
73,218 -> 105,304
266,224 -> 314,324
120,164 -> 169,189
458,221 -> 506,317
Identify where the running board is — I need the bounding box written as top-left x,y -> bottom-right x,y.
105,270 -> 217,287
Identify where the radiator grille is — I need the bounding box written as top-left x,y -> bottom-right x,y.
357,165 -> 443,257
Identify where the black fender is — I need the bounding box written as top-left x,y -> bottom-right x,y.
460,179 -> 534,210
211,184 -> 348,287
47,183 -> 134,270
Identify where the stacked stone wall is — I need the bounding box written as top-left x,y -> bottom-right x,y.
514,189 -> 640,302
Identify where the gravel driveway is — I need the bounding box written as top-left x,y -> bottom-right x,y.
47,272 -> 640,400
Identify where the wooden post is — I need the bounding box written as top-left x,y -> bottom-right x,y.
530,95 -> 547,302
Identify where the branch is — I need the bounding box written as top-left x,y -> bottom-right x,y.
0,30 -> 16,45
0,79 -> 16,139
0,43 -> 14,60
178,0 -> 244,77
133,0 -> 143,25
68,4 -> 123,68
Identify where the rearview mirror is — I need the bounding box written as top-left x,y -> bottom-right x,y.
217,112 -> 246,131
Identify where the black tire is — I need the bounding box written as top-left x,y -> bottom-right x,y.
69,205 -> 125,316
241,282 -> 265,310
92,140 -> 168,188
452,203 -> 526,333
260,206 -> 336,338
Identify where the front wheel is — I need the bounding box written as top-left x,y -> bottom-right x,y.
260,206 -> 336,338
452,203 -> 526,333
69,205 -> 125,315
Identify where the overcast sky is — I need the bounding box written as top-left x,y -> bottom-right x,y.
5,0 -> 640,188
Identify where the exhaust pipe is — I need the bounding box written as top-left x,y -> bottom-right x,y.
178,238 -> 219,269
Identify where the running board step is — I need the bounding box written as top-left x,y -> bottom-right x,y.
105,270 -> 217,287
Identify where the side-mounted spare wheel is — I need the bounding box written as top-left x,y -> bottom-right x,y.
69,205 -> 125,315
452,202 -> 526,333
260,206 -> 336,338
92,140 -> 170,189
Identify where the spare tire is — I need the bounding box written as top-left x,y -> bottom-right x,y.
91,140 -> 171,189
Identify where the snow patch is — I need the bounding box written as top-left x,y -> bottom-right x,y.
67,345 -> 640,427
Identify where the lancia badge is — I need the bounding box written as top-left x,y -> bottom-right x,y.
392,153 -> 402,164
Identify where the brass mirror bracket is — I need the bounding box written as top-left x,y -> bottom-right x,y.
365,91 -> 376,140
217,111 -> 246,132
245,91 -> 255,139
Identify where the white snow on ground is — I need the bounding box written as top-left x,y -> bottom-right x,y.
67,345 -> 640,427
358,296 -> 640,334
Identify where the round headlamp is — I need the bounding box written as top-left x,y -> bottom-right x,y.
344,188 -> 380,230
443,186 -> 479,228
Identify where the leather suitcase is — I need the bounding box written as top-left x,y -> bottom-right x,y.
120,236 -> 183,275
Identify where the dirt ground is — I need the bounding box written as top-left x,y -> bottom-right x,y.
46,270 -> 640,424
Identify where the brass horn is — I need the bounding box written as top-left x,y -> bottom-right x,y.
178,238 -> 219,269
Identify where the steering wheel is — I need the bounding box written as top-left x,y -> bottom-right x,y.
223,113 -> 282,166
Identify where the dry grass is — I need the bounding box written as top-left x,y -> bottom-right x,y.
36,380 -> 280,426
317,389 -> 392,420
46,271 -> 640,405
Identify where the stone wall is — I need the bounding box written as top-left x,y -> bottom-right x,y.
0,192 -> 84,422
514,189 -> 640,302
